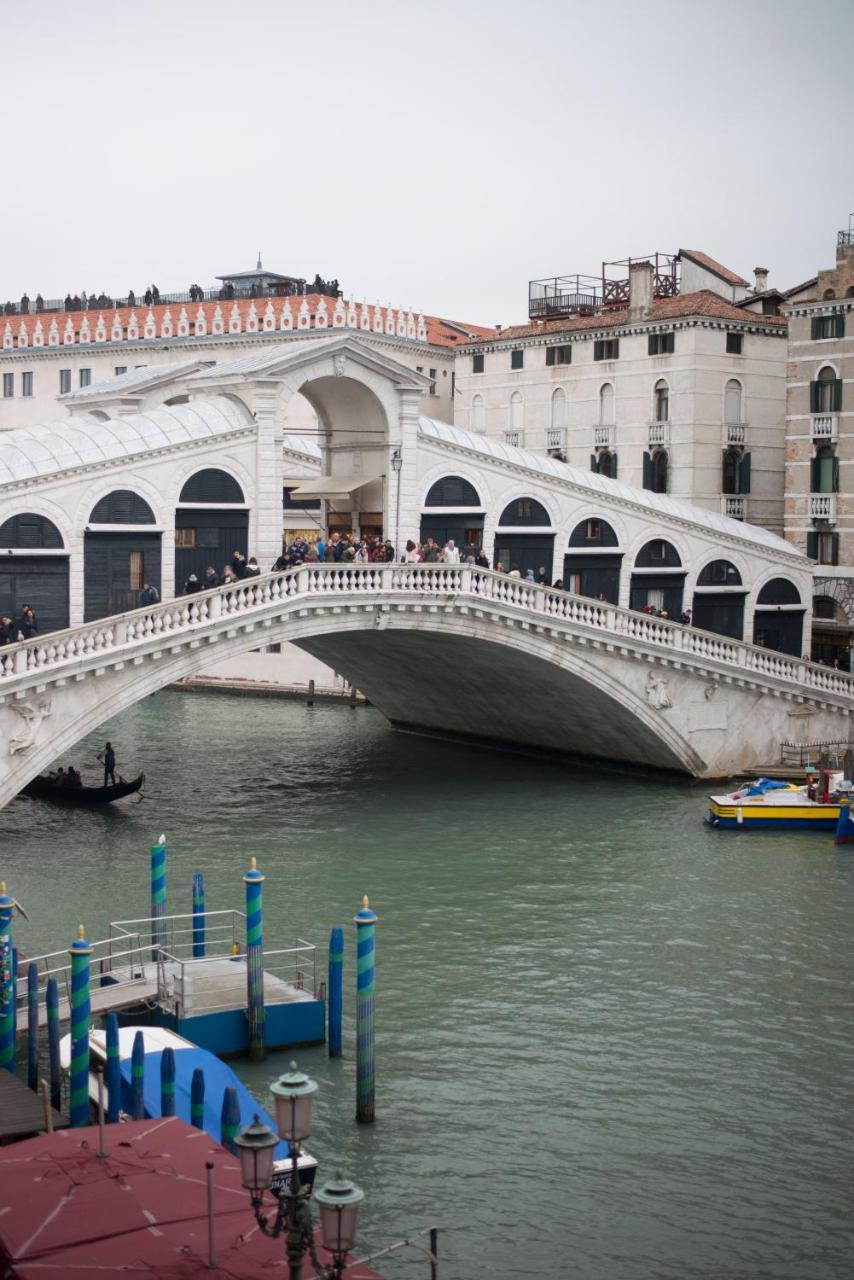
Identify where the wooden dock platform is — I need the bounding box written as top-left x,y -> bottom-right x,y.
0,1071 -> 66,1140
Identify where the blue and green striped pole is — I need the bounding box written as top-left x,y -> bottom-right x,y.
27,962 -> 38,1091
191,1067 -> 205,1129
68,925 -> 93,1127
244,858 -> 265,1062
328,925 -> 344,1058
192,872 -> 206,958
0,883 -> 14,1073
105,1014 -> 120,1124
220,1085 -> 240,1153
354,895 -> 378,1124
151,834 -> 167,960
131,1029 -> 145,1119
46,978 -> 61,1112
11,949 -> 18,1062
160,1047 -> 176,1117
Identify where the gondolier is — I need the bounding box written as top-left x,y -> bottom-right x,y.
99,742 -> 117,787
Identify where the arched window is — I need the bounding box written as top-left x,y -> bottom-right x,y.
551,387 -> 566,430
89,490 -> 156,524
757,578 -> 801,606
812,444 -> 838,493
823,288 -> 836,300
654,379 -> 669,422
179,469 -> 245,503
599,382 -> 614,425
424,475 -> 481,507
598,451 -> 616,478
569,518 -> 619,547
722,448 -> 742,494
498,497 -> 551,527
510,390 -> 524,432
697,560 -> 742,587
471,393 -> 485,432
652,449 -> 668,493
0,512 -> 64,548
724,378 -> 742,423
816,365 -> 837,414
635,538 -> 681,568
813,595 -> 838,620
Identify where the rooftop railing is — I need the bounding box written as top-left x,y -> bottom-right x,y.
1,280 -> 341,320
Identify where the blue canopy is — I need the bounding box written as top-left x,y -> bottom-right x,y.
745,778 -> 793,796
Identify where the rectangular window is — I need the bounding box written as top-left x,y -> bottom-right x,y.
647,332 -> 675,356
175,527 -> 196,548
811,314 -> 845,340
21,371 -> 33,397
517,499 -> 531,519
428,368 -> 437,395
817,532 -> 839,566
114,366 -> 128,376
545,345 -> 572,366
59,369 -> 71,393
650,540 -> 666,561
594,338 -> 619,361
2,372 -> 13,398
645,589 -> 665,611
586,519 -> 601,540
510,348 -> 524,370
472,353 -> 484,374
79,368 -> 92,387
415,365 -> 423,374
726,332 -> 743,355
128,551 -> 144,590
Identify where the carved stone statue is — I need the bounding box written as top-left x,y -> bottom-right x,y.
645,670 -> 671,710
8,699 -> 53,755
333,353 -> 347,377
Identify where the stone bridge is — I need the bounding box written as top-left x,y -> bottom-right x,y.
1,565 -> 852,806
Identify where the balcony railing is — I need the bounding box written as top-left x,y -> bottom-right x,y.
504,430 -> 523,448
648,420 -> 669,447
811,414 -> 838,441
838,229 -> 854,247
809,493 -> 837,522
722,496 -> 746,520
725,422 -> 747,446
545,427 -> 566,451
593,423 -> 614,449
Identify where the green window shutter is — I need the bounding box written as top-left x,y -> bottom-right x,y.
806,531 -> 818,559
642,450 -> 653,490
612,453 -> 618,480
810,454 -> 820,491
832,379 -> 843,412
811,317 -> 821,340
739,451 -> 751,494
832,454 -> 840,492
833,314 -> 845,339
831,532 -> 839,565
809,381 -> 820,413
590,453 -> 599,474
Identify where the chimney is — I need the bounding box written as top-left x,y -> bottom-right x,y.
753,266 -> 769,294
628,261 -> 654,320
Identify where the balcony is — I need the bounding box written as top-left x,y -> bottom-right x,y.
504,431 -> 523,448
810,414 -> 838,441
724,422 -> 747,447
648,420 -> 669,447
593,423 -> 614,449
545,427 -> 566,451
809,493 -> 837,522
722,496 -> 746,520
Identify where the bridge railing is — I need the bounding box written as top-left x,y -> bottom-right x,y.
1,563 -> 852,701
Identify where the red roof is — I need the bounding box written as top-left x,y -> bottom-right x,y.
1,296 -> 491,351
678,249 -> 749,288
464,289 -> 788,346
0,1117 -> 386,1279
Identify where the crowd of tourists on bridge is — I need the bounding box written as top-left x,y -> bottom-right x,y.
0,605 -> 39,646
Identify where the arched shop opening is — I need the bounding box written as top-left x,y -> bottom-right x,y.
175,468 -> 248,590
692,559 -> 745,639
0,513 -> 69,634
811,595 -> 851,667
420,475 -> 484,558
563,517 -> 622,602
84,490 -> 161,621
753,578 -> 804,657
494,497 -> 555,579
630,539 -> 685,618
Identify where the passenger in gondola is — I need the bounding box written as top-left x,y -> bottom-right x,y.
64,767 -> 82,788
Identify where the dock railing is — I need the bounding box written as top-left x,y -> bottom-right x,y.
15,930 -> 153,1023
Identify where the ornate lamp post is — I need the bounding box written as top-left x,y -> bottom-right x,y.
391,449 -> 403,555
234,1062 -> 363,1280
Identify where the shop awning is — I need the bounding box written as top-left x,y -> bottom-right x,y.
291,471 -> 384,499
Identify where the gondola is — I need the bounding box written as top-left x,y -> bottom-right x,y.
20,772 -> 145,805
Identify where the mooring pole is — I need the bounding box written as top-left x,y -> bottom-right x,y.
191,1066 -> 205,1129
105,1013 -> 120,1123
244,857 -> 265,1063
354,895 -> 378,1123
220,1084 -> 240,1153
192,871 -> 206,959
46,977 -> 61,1112
11,949 -> 18,1057
131,1029 -> 146,1120
0,883 -> 14,1073
151,834 -> 167,960
68,926 -> 93,1127
26,962 -> 38,1091
160,1047 -> 176,1117
327,925 -> 344,1058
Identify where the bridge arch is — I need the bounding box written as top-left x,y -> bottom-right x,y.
494,492 -> 555,578
630,536 -> 685,618
563,515 -> 623,601
179,468 -> 246,504
83,486 -> 163,621
752,574 -> 805,656
420,472 -> 485,557
0,512 -> 70,634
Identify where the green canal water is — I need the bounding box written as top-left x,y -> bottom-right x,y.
2,690 -> 853,1279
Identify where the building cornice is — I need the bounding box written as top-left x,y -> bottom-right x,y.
456,315 -> 788,355
783,298 -> 854,318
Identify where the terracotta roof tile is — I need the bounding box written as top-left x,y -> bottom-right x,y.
678,249 -> 749,288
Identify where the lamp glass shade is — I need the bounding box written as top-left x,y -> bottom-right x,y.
234,1117 -> 279,1192
391,452 -> 403,473
270,1063 -> 318,1143
316,1176 -> 364,1255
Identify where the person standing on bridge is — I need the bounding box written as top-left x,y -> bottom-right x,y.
139,581 -> 160,606
99,742 -> 117,787
444,540 -> 461,564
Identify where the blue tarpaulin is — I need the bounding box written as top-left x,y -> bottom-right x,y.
745,778 -> 792,797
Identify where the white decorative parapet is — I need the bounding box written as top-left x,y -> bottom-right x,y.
810,415 -> 838,441
1,565 -> 852,702
725,422 -> 747,446
809,493 -> 837,522
648,421 -> 669,447
722,495 -> 746,520
504,431 -> 523,448
545,428 -> 566,451
593,424 -> 614,449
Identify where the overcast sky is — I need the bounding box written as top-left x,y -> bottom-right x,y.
2,0 -> 852,326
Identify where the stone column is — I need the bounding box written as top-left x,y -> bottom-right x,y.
391,388 -> 422,552
254,381 -> 285,571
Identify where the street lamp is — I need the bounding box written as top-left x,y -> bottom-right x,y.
390,449 -> 403,557
234,1063 -> 363,1280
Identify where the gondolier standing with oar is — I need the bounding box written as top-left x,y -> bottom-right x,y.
99,742 -> 116,787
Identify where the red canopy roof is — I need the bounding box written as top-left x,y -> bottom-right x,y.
0,1117 -> 385,1278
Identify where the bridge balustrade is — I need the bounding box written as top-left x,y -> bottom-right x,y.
1,564 -> 852,701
